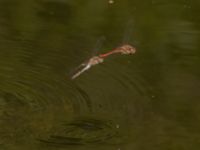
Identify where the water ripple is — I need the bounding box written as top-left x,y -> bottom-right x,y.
39,117 -> 122,146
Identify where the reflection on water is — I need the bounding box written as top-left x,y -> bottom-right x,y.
0,0 -> 200,150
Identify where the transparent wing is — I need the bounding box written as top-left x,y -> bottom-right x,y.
71,64 -> 91,79
90,36 -> 106,57
122,19 -> 134,44
70,36 -> 106,79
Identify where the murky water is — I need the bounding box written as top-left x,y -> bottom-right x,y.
0,0 -> 200,150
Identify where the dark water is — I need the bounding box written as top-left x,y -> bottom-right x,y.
0,0 -> 200,150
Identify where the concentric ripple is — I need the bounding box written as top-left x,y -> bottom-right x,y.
0,46 -> 95,149
39,117 -> 122,145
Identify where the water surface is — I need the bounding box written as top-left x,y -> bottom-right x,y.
0,0 -> 200,150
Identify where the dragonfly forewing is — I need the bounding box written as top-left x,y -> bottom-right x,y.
71,64 -> 91,79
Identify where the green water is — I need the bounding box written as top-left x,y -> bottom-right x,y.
0,0 -> 200,150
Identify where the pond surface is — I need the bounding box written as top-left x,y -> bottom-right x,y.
0,0 -> 200,150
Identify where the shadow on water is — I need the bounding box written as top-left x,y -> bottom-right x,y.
0,0 -> 200,150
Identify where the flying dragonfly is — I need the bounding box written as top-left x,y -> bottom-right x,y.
71,44 -> 136,80
70,19 -> 139,79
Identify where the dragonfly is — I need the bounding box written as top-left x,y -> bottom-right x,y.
71,44 -> 136,80
71,20 -> 138,79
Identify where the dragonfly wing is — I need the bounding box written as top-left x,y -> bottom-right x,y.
71,64 -> 91,79
70,36 -> 106,80
90,36 -> 106,57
